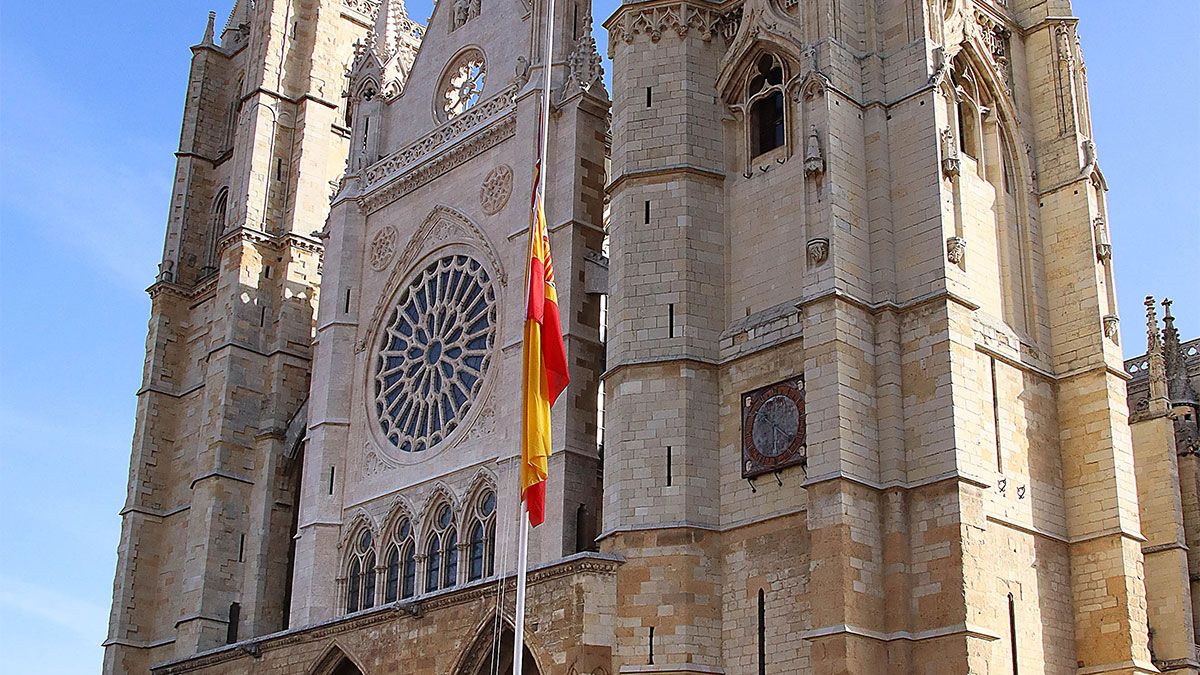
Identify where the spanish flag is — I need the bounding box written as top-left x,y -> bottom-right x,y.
521,162 -> 569,527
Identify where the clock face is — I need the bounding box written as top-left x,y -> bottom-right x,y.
742,377 -> 806,478
751,395 -> 800,457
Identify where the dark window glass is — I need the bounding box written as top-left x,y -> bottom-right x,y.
444,529 -> 458,588
362,552 -> 376,609
402,545 -> 416,598
486,522 -> 496,576
469,522 -> 485,581
751,92 -> 785,157
347,559 -> 361,613
426,536 -> 442,592
385,546 -> 400,603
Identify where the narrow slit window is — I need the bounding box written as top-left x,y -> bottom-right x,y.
648,626 -> 655,665
758,589 -> 766,675
226,602 -> 240,644
644,200 -> 651,224
668,303 -> 675,338
344,288 -> 352,313
991,358 -> 1003,472
1008,592 -> 1019,674
646,86 -> 653,108
666,446 -> 673,486
328,466 -> 336,495
238,533 -> 245,562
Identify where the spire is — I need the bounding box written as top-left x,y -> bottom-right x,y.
222,0 -> 253,46
1145,296 -> 1170,416
359,0 -> 422,100
373,0 -> 406,58
1162,298 -> 1199,408
200,11 -> 217,47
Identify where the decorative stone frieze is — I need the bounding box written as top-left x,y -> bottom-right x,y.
607,2 -> 740,56
360,112 -> 517,213
362,84 -> 517,191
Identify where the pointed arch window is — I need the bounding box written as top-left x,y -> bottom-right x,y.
384,517 -> 417,602
345,527 -> 377,614
425,503 -> 459,592
204,188 -> 229,276
467,489 -> 497,581
747,54 -> 786,158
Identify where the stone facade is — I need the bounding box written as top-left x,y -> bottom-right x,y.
108,0 -> 1199,673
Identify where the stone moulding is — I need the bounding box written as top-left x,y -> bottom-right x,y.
605,1 -> 740,57
361,84 -> 517,190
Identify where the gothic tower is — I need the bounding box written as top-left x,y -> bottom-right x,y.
104,2 -> 373,672
603,0 -> 1157,672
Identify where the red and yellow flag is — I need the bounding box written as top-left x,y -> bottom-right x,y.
521,163 -> 569,527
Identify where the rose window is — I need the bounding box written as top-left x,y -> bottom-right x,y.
442,51 -> 486,119
374,255 -> 496,452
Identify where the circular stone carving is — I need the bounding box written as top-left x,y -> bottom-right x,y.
373,255 -> 497,453
370,226 -> 399,271
480,165 -> 513,215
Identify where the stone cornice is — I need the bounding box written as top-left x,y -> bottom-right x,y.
603,0 -> 742,58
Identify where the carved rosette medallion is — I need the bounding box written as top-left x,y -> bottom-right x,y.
479,165 -> 514,215
370,226 -> 399,271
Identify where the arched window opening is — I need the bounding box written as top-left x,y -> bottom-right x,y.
205,188 -> 229,275
345,527 -> 376,614
958,100 -> 980,159
1000,133 -> 1015,194
385,517 -> 417,602
467,489 -> 497,581
747,54 -> 786,158
425,502 -> 458,592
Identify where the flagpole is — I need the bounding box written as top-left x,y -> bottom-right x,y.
511,500 -> 531,674
513,0 -> 556,672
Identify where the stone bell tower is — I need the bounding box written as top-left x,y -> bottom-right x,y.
603,0 -> 1156,672
104,1 -> 373,672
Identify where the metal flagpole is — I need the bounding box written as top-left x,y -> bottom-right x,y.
511,501 -> 531,674
513,0 -> 556,672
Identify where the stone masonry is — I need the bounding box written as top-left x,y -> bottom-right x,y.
108,0 -> 1198,673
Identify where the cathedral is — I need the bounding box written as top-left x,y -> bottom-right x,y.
103,0 -> 1200,673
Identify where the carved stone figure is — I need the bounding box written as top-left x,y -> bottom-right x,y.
804,125 -> 824,176
946,236 -> 966,265
806,238 -> 829,266
941,128 -> 961,177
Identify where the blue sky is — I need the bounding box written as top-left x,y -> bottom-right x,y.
0,2 -> 1196,673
